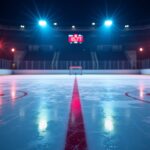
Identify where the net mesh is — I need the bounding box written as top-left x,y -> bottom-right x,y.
69,66 -> 82,75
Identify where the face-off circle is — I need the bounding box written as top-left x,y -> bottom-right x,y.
146,93 -> 150,96
0,90 -> 28,105
125,90 -> 150,103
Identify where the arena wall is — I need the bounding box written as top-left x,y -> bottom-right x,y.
140,69 -> 150,75
12,69 -> 140,74
1,69 -> 150,75
0,69 -> 13,75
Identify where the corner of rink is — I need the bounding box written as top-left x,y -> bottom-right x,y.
0,69 -> 150,75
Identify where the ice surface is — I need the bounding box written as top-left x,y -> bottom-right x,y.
0,75 -> 150,150
0,75 -> 74,150
78,75 -> 150,150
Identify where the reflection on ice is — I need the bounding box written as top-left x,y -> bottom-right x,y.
11,91 -> 16,99
103,102 -> 115,133
39,117 -> 48,132
37,100 -> 49,136
11,81 -> 16,105
38,107 -> 48,136
139,85 -> 145,100
38,113 -> 48,136
104,116 -> 114,132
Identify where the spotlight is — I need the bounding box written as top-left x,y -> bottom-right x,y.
104,20 -> 113,27
53,22 -> 58,26
139,47 -> 144,52
11,48 -> 15,53
125,25 -> 130,28
20,25 -> 25,29
38,20 -> 47,27
72,25 -> 76,29
92,22 -> 96,26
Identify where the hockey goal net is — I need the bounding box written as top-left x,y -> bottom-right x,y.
69,66 -> 82,75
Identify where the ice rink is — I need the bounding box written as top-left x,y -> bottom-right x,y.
0,75 -> 150,150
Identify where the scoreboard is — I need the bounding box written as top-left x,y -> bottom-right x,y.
68,34 -> 84,44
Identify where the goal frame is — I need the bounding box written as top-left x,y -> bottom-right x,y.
69,66 -> 83,75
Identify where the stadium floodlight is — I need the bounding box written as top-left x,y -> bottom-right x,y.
139,47 -> 144,52
38,20 -> 47,27
11,48 -> 16,67
20,25 -> 25,29
104,20 -> 113,27
72,25 -> 76,29
125,25 -> 129,28
11,48 -> 15,53
53,22 -> 58,26
92,22 -> 96,26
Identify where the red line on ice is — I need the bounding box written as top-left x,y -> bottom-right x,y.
65,78 -> 87,150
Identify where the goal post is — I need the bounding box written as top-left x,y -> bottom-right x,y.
69,66 -> 82,75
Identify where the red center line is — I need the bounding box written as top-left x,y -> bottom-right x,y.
65,78 -> 87,150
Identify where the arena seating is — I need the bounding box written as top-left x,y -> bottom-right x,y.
24,51 -> 54,61
97,51 -> 127,61
59,49 -> 92,61
0,50 -> 13,60
23,49 -> 127,62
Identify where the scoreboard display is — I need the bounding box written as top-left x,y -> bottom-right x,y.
68,34 -> 84,44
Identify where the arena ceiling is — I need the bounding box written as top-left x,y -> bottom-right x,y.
0,0 -> 150,26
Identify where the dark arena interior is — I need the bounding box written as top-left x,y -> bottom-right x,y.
1,0 -> 150,150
